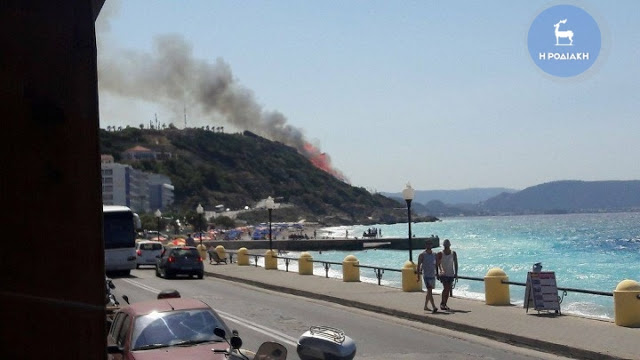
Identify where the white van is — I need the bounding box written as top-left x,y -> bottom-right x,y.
135,241 -> 164,268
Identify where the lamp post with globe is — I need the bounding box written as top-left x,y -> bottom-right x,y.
154,209 -> 162,242
264,196 -> 277,270
401,183 -> 421,292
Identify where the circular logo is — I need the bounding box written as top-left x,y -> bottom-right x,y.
528,5 -> 601,77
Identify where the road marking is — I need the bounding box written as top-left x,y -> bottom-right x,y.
216,310 -> 298,346
119,278 -> 298,346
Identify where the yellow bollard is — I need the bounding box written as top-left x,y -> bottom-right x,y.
402,261 -> 421,292
299,252 -> 313,275
614,279 -> 640,327
264,249 -> 277,270
196,243 -> 207,262
237,247 -> 249,266
215,245 -> 226,263
484,268 -> 511,305
342,255 -> 360,282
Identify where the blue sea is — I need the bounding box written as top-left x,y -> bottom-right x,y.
275,212 -> 640,320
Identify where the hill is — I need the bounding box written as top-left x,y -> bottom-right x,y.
99,127 -> 430,225
480,180 -> 640,214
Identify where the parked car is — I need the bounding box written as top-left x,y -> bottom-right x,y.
135,241 -> 164,269
156,246 -> 204,279
106,297 -> 234,359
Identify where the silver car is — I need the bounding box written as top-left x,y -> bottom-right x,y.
135,241 -> 164,268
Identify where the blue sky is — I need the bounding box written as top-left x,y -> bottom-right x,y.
96,1 -> 639,192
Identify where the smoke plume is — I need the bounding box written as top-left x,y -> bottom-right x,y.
98,33 -> 346,182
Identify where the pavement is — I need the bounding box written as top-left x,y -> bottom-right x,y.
202,256 -> 639,360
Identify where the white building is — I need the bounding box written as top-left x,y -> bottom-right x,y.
101,155 -> 173,212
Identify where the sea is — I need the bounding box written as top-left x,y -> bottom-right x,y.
270,212 -> 640,320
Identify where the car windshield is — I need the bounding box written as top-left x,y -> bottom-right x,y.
172,249 -> 199,258
131,309 -> 226,350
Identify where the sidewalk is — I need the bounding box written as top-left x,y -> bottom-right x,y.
202,260 -> 638,360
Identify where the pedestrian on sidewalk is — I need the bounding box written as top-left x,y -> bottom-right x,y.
207,245 -> 216,265
186,233 -> 196,247
436,239 -> 458,311
417,241 -> 438,313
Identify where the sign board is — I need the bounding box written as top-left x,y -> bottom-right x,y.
524,271 -> 560,313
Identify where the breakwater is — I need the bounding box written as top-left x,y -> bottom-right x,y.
207,236 -> 439,251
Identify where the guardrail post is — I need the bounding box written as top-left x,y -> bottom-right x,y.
614,279 -> 640,327
342,255 -> 360,282
374,268 -> 384,285
299,252 -> 313,275
484,268 -> 510,305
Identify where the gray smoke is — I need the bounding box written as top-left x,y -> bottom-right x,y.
98,33 -> 306,151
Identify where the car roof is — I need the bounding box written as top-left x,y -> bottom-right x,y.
125,298 -> 211,316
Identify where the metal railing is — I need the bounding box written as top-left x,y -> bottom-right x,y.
226,252 -> 618,300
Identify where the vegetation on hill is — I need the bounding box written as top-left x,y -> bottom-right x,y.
100,127 -> 434,226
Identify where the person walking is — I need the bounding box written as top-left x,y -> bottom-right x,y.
417,241 -> 438,313
436,239 -> 458,311
186,233 -> 196,247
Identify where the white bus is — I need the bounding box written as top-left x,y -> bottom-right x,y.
103,205 -> 141,275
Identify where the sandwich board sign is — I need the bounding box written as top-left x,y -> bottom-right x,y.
524,271 -> 561,314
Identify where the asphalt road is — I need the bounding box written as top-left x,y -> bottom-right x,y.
111,268 -> 570,360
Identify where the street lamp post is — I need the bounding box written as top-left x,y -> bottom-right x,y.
265,196 -> 275,251
154,209 -> 162,242
196,204 -> 204,245
402,183 -> 415,262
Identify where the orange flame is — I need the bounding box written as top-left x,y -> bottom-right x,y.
302,143 -> 348,183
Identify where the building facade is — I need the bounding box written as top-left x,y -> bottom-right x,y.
101,155 -> 174,212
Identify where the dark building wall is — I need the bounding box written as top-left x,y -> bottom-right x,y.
1,1 -> 105,358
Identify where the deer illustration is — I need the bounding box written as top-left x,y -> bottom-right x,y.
554,19 -> 574,46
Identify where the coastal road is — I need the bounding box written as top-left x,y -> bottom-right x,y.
112,268 -> 570,360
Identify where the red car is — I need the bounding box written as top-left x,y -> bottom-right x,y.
107,297 -> 236,359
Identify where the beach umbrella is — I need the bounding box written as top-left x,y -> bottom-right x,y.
170,238 -> 186,246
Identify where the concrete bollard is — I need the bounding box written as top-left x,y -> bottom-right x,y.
215,245 -> 226,263
342,255 -> 360,282
196,243 -> 207,262
484,268 -> 511,305
299,252 -> 313,275
402,261 -> 421,292
614,279 -> 640,327
237,247 -> 249,266
264,249 -> 277,270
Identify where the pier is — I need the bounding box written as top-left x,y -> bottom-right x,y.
205,236 -> 439,251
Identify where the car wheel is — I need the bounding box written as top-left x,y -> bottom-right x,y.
155,266 -> 160,277
136,264 -> 140,269
197,272 -> 203,279
122,270 -> 130,276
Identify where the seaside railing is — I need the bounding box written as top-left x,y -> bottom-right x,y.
233,252 -> 614,299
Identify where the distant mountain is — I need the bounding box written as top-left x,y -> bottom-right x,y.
382,187 -> 518,206
481,180 -> 640,214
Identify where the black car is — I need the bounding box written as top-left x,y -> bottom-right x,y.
156,246 -> 204,279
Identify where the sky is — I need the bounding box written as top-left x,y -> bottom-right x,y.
96,1 -> 640,193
